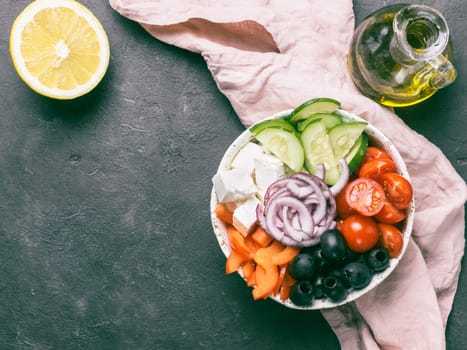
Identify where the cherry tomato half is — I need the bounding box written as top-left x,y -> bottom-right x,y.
374,200 -> 406,224
361,146 -> 392,164
336,184 -> 355,219
345,178 -> 385,216
340,214 -> 379,253
358,158 -> 397,182
380,172 -> 413,209
378,223 -> 404,258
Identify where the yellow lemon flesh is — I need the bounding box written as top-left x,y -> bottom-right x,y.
10,0 -> 110,99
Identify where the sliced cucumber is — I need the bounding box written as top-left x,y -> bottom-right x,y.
255,128 -> 304,172
328,122 -> 367,161
297,113 -> 342,132
345,132 -> 368,172
250,118 -> 295,135
289,98 -> 341,124
300,119 -> 340,185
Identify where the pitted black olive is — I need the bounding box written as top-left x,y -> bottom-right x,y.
365,247 -> 390,272
288,253 -> 320,281
342,261 -> 372,290
311,275 -> 325,299
323,275 -> 348,302
289,280 -> 314,306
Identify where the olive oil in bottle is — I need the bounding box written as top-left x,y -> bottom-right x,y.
348,4 -> 456,107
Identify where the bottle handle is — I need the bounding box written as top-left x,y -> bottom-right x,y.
428,54 -> 457,89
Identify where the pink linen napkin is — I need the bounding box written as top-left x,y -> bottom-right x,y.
109,1 -> 467,348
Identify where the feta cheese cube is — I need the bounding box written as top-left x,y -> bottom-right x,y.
233,196 -> 260,236
212,167 -> 256,203
254,154 -> 286,192
230,142 -> 265,174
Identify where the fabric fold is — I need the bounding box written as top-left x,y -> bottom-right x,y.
109,1 -> 467,348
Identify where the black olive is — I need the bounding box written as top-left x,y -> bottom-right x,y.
307,245 -> 325,262
344,247 -> 361,262
288,253 -> 320,280
342,262 -> 372,290
318,258 -> 338,276
320,229 -> 347,263
323,276 -> 348,302
311,275 -> 325,299
289,280 -> 314,306
365,247 -> 390,272
328,269 -> 351,289
303,245 -> 333,274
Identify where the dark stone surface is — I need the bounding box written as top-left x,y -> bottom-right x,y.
0,0 -> 465,349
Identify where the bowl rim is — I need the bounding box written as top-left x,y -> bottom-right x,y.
210,108 -> 415,310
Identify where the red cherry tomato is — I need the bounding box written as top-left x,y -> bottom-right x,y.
340,214 -> 379,253
380,172 -> 413,209
374,200 -> 406,224
358,158 -> 397,182
345,178 -> 385,216
361,146 -> 392,164
378,223 -> 404,258
336,184 -> 355,218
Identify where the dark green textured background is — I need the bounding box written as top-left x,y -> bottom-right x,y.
0,1 -> 465,349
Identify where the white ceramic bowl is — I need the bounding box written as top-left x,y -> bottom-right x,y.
210,109 -> 415,310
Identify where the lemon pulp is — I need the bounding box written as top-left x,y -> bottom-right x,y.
10,0 -> 110,99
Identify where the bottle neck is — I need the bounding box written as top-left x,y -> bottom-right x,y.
390,5 -> 449,65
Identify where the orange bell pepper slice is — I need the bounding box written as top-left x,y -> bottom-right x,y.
215,203 -> 233,225
225,249 -> 250,274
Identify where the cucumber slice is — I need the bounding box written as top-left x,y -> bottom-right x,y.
254,128 -> 304,172
289,98 -> 341,124
328,122 -> 367,161
250,118 -> 295,135
345,132 -> 368,172
300,119 -> 340,185
297,113 -> 342,132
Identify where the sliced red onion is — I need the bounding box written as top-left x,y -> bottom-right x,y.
282,212 -> 307,242
310,174 -> 333,200
279,234 -> 303,247
270,196 -> 313,232
311,197 -> 326,225
256,171 -> 341,247
264,186 -> 289,206
283,209 -> 314,241
300,235 -> 321,246
327,195 -> 337,218
313,221 -> 331,238
264,209 -> 285,242
273,214 -> 285,229
291,173 -> 327,204
291,213 -> 302,231
256,203 -> 268,230
304,193 -> 319,205
286,182 -> 314,199
264,178 -> 303,203
314,163 -> 325,180
330,158 -> 350,196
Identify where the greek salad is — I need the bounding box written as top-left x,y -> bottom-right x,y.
211,98 -> 414,308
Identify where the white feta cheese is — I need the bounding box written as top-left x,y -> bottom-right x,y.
254,154 -> 286,193
212,167 -> 256,203
230,142 -> 265,174
233,196 -> 260,236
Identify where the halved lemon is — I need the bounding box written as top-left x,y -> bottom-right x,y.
10,0 -> 110,99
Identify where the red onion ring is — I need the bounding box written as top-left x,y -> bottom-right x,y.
257,172 -> 339,247
330,159 -> 350,196
314,163 -> 325,180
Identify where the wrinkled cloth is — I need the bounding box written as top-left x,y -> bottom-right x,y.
109,0 -> 467,349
